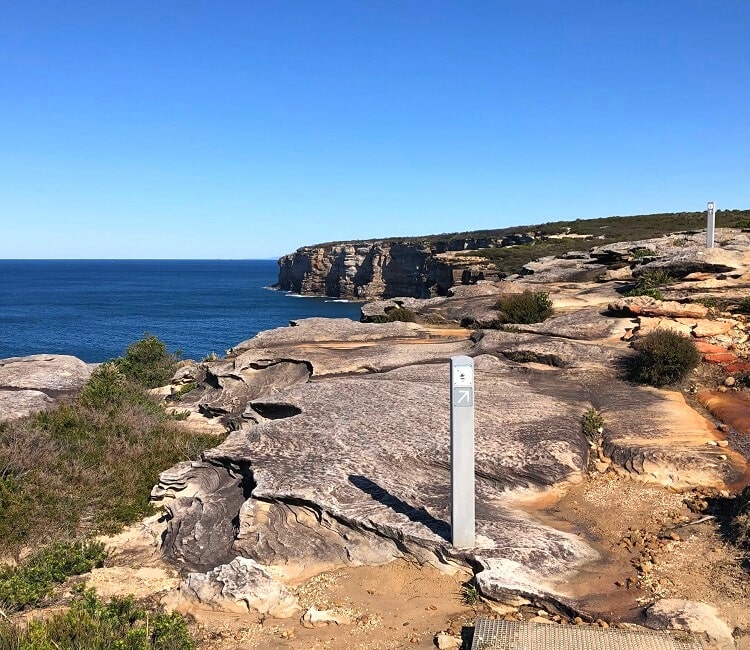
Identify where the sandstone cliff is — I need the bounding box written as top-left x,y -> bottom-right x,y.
275,235 -> 530,299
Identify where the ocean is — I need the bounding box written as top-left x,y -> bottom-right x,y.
0,260 -> 361,363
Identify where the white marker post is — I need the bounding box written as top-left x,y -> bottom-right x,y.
450,355 -> 475,548
707,201 -> 716,249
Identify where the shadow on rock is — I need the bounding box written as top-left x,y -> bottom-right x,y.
348,475 -> 451,541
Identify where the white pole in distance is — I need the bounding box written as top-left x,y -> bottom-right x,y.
707,201 -> 716,249
450,355 -> 475,548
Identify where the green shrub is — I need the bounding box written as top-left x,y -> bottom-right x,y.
624,268 -> 675,299
631,247 -> 656,259
387,307 -> 416,322
581,408 -> 604,444
0,541 -> 106,611
0,589 -> 194,649
78,362 -> 130,410
369,307 -> 417,323
625,287 -> 664,300
116,335 -> 181,389
634,269 -> 674,289
693,296 -> 718,309
737,297 -> 750,314
628,330 -> 701,387
495,291 -> 553,324
461,583 -> 480,606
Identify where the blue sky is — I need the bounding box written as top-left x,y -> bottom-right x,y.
1,1 -> 748,259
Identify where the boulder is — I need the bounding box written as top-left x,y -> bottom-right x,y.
635,317 -> 693,338
180,557 -> 299,618
0,354 -> 91,392
435,632 -> 462,649
0,354 -> 92,421
599,266 -> 634,282
520,310 -> 634,342
646,599 -> 734,650
698,391 -> 750,435
447,283 -> 505,298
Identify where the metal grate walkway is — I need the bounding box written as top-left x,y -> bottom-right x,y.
471,619 -> 704,650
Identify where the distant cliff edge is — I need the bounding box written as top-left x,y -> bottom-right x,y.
274,233 -> 533,299
275,210 -> 750,299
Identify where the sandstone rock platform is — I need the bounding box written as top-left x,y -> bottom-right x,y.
154,306 -> 748,618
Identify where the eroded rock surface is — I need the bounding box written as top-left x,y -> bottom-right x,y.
179,557 -> 299,618
155,316 -> 747,612
152,228 -> 750,620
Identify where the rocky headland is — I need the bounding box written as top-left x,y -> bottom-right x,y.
4,222 -> 750,649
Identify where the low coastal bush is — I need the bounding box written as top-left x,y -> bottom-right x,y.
495,291 -> 553,324
624,269 -> 673,299
628,330 -> 700,387
116,334 -> 181,389
0,337 -> 218,556
370,307 -> 417,323
0,541 -> 106,612
0,589 -> 194,649
737,297 -> 750,314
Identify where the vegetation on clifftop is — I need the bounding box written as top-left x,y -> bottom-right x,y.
306,208 -> 750,250
0,336 -> 205,644
0,588 -> 194,649
0,336 -> 216,558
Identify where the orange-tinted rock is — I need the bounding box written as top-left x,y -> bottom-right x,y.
704,352 -> 739,364
723,362 -> 750,374
608,297 -> 708,319
692,320 -> 735,338
693,340 -> 728,355
698,390 -> 750,434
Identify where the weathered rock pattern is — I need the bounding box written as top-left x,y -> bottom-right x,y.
154,307 -> 748,614
0,354 -> 92,421
0,389 -> 54,422
152,461 -> 249,572
179,557 -> 299,618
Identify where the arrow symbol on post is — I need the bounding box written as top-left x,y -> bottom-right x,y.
457,389 -> 471,405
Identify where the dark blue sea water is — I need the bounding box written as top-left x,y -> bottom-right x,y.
0,260 -> 361,363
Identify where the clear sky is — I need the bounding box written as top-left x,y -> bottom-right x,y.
1,1 -> 748,259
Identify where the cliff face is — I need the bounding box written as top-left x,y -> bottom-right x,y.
276,237 -> 512,299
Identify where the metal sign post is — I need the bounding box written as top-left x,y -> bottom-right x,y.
450,355 -> 475,548
707,201 -> 716,249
